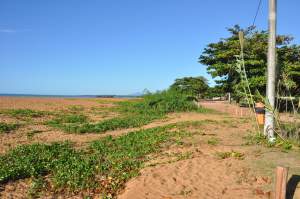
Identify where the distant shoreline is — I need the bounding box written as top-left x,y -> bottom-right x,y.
0,94 -> 140,98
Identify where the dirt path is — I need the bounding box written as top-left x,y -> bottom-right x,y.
118,102 -> 300,199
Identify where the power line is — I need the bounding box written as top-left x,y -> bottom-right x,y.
252,0 -> 263,27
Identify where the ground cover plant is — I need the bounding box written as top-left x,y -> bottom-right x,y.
0,122 -> 195,198
0,109 -> 47,119
281,122 -> 300,143
67,105 -> 85,112
243,132 -> 293,151
46,90 -> 206,134
216,151 -> 245,160
0,122 -> 20,134
26,130 -> 44,140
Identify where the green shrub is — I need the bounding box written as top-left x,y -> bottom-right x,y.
3,109 -> 45,118
0,122 -> 20,133
207,138 -> 219,145
120,90 -> 199,114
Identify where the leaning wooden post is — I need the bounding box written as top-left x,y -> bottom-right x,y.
275,166 -> 288,199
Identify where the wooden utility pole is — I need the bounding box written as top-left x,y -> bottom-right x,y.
264,0 -> 277,142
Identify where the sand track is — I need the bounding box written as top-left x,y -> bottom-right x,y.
117,101 -> 300,199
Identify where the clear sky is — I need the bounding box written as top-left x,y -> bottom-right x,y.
1,0 -> 299,95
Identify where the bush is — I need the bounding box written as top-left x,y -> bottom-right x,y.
3,109 -> 45,118
0,122 -> 20,133
142,90 -> 198,113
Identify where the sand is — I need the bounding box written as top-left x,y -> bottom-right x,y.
1,97 -> 300,199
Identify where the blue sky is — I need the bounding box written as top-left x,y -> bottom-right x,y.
0,0 -> 299,95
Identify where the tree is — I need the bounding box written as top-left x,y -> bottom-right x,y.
199,25 -> 300,101
204,86 -> 225,99
170,76 -> 209,98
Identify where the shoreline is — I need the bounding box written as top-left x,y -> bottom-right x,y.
0,94 -> 139,99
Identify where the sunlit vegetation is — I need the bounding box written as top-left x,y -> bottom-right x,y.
0,123 -> 196,197
0,122 -> 20,134
243,132 -> 293,151
46,90 -> 207,134
215,151 -> 245,160
0,109 -> 46,119
26,130 -> 44,139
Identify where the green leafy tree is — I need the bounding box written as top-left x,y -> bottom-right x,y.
199,25 -> 300,100
204,86 -> 225,99
170,76 -> 209,98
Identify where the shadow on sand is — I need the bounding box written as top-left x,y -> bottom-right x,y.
286,175 -> 300,199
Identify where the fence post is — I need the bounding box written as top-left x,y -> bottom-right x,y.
275,166 -> 288,199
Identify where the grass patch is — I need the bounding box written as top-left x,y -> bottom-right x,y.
0,122 -> 20,133
243,132 -> 294,152
207,138 -> 219,146
175,151 -> 193,161
0,124 -> 191,197
47,114 -> 88,124
47,90 -> 207,134
67,105 -> 85,112
216,151 -> 245,160
281,122 -> 300,144
26,130 -> 44,139
28,177 -> 47,198
64,114 -> 163,134
1,109 -> 46,119
46,114 -> 89,132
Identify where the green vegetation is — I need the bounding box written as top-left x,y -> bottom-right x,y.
207,138 -> 219,146
47,90 -> 204,134
26,130 -> 44,139
28,177 -> 47,198
175,151 -> 193,161
47,114 -> 88,124
0,122 -> 20,133
1,109 -> 46,119
216,151 -> 245,160
199,25 -> 300,101
204,86 -> 225,99
46,114 -> 90,133
67,105 -> 85,112
243,132 -> 293,151
170,76 -> 209,98
281,122 -> 300,143
0,124 -> 193,197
